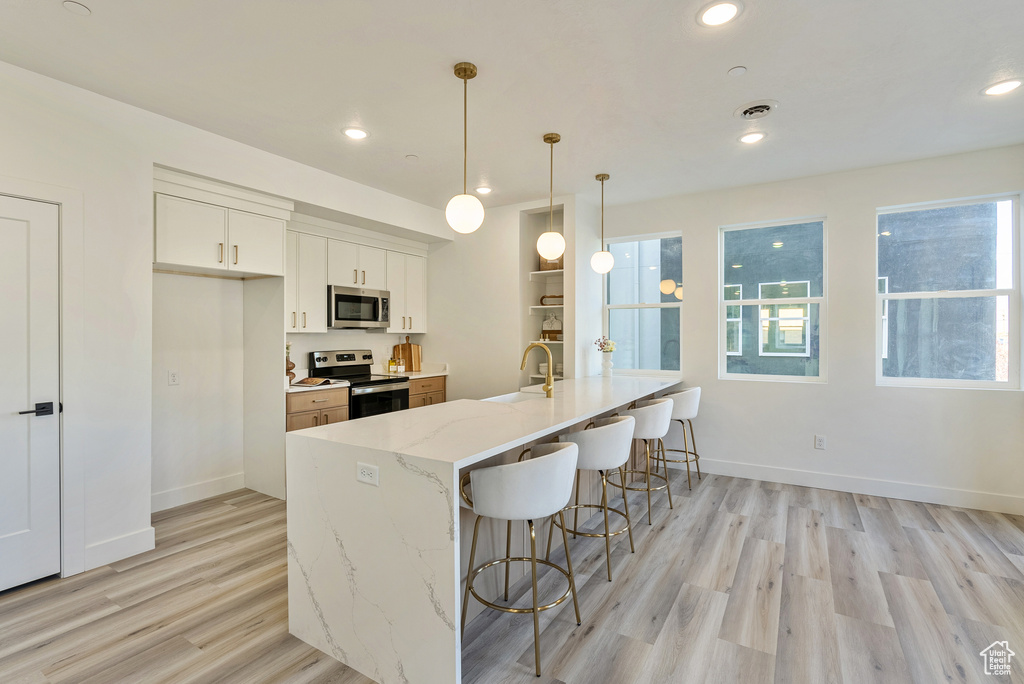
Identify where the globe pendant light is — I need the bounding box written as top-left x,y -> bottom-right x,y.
446,62 -> 484,234
536,133 -> 566,261
590,173 -> 614,274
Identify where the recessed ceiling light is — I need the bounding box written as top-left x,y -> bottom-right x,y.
879,231 -> 891,237
475,186 -> 492,195
344,128 -> 368,140
62,1 -> 91,15
698,2 -> 742,27
772,241 -> 783,248
732,264 -> 743,268
740,132 -> 765,144
728,66 -> 747,77
983,79 -> 1021,96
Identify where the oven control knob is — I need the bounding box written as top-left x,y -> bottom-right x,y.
363,354 -> 371,360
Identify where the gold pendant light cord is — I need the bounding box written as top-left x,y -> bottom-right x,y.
549,140 -> 554,232
463,77 -> 468,195
600,177 -> 605,245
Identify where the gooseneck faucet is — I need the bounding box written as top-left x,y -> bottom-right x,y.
520,343 -> 555,398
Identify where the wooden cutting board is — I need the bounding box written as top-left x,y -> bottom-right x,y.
394,336 -> 422,372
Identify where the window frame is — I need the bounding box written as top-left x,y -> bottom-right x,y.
602,231 -> 684,377
875,194 -> 1021,390
718,216 -> 828,383
724,284 -> 742,356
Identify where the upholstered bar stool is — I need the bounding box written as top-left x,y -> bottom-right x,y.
662,387 -> 702,489
460,442 -> 582,677
546,415 -> 637,582
608,397 -> 673,525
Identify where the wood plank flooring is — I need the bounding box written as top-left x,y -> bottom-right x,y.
1,475 -> 1022,683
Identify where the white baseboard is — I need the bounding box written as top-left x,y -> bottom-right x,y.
688,458 -> 1024,515
151,472 -> 246,512
83,526 -> 156,570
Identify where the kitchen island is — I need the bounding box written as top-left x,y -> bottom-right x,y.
286,375 -> 682,684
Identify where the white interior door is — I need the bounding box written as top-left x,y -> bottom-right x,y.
0,195 -> 61,592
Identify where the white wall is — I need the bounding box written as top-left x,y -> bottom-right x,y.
0,60 -> 444,573
607,144 -> 1024,514
152,274 -> 244,511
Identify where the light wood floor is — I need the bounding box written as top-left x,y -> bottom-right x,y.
2,475 -> 1023,684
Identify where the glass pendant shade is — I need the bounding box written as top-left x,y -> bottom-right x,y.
537,231 -> 566,261
591,250 -> 614,274
659,279 -> 676,294
445,193 -> 484,234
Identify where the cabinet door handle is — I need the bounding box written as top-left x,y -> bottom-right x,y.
302,312 -> 307,328
323,414 -> 330,424
219,243 -> 224,263
312,398 -> 328,403
353,269 -> 358,284
234,245 -> 238,265
402,316 -> 406,330
313,414 -> 319,426
292,312 -> 296,328
409,316 -> 412,329
362,270 -> 366,285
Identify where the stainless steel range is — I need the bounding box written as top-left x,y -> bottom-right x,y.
308,350 -> 410,419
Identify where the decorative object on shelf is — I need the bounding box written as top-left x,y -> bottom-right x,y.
393,336 -> 422,372
286,342 -> 295,383
595,336 -> 616,377
591,173 -> 615,274
541,312 -> 563,341
539,294 -> 564,306
536,133 -> 566,261
446,62 -> 485,235
539,252 -> 564,271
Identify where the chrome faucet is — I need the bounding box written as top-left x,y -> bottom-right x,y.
520,343 -> 555,398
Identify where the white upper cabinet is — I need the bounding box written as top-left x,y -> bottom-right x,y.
285,231 -> 299,332
292,232 -> 328,333
229,209 -> 285,276
155,194 -> 228,271
386,251 -> 426,333
327,239 -> 386,290
154,194 -> 285,277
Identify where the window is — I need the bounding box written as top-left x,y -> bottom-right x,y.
605,235 -> 682,372
877,196 -> 1019,388
720,219 -> 826,380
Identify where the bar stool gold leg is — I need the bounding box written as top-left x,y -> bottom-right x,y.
689,418 -> 701,480
601,470 -> 612,581
504,520 -> 513,601
557,511 -> 582,625
572,470 -> 581,540
461,515 -> 482,635
619,465 -> 635,553
528,520 -> 541,678
644,439 -> 653,525
659,438 -> 674,510
544,516 -> 555,562
681,420 -> 692,490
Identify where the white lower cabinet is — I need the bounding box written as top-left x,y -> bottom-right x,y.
287,231 -> 327,333
386,252 -> 426,333
155,194 -> 285,276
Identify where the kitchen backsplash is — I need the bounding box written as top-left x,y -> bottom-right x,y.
286,331 -> 422,376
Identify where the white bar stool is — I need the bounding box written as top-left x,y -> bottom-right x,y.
608,397 -> 674,525
546,415 -> 637,582
662,387 -> 702,489
459,442 -> 582,677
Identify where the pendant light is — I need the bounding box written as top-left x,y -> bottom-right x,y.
536,133 -> 566,261
590,173 -> 614,274
445,62 -> 484,234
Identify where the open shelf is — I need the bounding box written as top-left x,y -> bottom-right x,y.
530,374 -> 564,380
529,269 -> 564,281
529,304 -> 564,314
529,340 -> 563,344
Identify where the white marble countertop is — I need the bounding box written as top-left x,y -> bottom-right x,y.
286,380 -> 350,394
297,375 -> 681,467
375,362 -> 449,380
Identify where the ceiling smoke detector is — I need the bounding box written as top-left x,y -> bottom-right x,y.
734,99 -> 780,120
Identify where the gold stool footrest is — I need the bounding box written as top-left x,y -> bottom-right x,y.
552,503 -> 631,539
662,447 -> 699,465
467,557 -> 573,615
607,469 -> 670,492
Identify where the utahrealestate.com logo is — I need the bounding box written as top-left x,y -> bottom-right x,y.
980,641 -> 1015,677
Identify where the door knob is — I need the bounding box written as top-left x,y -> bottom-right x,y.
19,402 -> 54,416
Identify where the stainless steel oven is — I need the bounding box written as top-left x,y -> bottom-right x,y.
308,350 -> 409,419
328,286 -> 390,329
349,382 -> 410,419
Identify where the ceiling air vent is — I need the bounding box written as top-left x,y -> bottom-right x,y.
733,99 -> 780,120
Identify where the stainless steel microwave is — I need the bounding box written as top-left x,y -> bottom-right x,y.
328,286 -> 390,329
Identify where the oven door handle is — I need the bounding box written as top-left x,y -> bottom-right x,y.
351,382 -> 410,396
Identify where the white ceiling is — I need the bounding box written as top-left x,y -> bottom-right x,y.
1,0 -> 1022,209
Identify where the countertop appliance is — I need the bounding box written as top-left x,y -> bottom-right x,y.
308,349 -> 409,419
328,286 -> 390,329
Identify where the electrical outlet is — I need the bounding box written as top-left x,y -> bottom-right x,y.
168,370 -> 179,386
814,434 -> 826,450
357,462 -> 379,486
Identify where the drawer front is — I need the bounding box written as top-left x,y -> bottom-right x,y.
425,390 -> 445,406
409,394 -> 429,409
409,376 -> 445,395
286,410 -> 320,432
287,388 -> 349,413
320,407 -> 349,425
